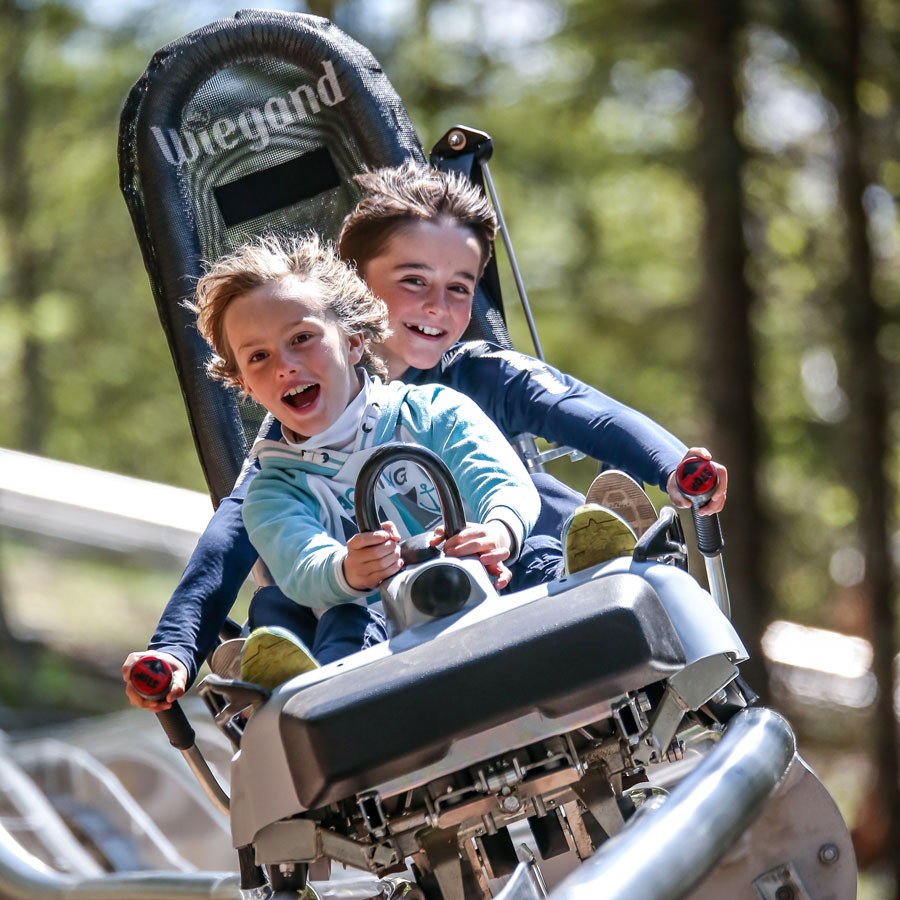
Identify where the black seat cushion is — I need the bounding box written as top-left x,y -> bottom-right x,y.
279,573 -> 686,808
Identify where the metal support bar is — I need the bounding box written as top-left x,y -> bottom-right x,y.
0,823 -> 242,900
703,555 -> 731,619
0,820 -> 409,900
546,708 -> 796,900
516,436 -> 586,468
181,745 -> 230,817
493,858 -> 548,900
480,161 -> 545,361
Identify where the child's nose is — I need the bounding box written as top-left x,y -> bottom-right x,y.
422,286 -> 449,313
274,350 -> 298,375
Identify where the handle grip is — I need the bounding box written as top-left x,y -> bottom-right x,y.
354,443 -> 466,537
675,456 -> 724,557
156,704 -> 197,751
130,656 -> 173,701
675,456 -> 718,505
130,656 -> 196,751
692,508 -> 725,557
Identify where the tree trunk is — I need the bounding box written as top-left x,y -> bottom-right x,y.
831,0 -> 900,887
0,0 -> 45,453
687,0 -> 770,700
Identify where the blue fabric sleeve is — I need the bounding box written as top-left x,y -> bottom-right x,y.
412,343 -> 687,490
243,469 -> 360,609
146,416 -> 282,684
147,486 -> 257,685
400,384 -> 541,558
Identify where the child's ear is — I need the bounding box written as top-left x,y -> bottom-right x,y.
236,375 -> 253,398
347,332 -> 365,365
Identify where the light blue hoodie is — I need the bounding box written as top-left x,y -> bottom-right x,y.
243,375 -> 539,609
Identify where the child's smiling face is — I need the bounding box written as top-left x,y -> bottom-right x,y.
225,276 -> 364,440
362,219 -> 483,379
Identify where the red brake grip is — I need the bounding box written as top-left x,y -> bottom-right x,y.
131,656 -> 173,700
675,456 -> 718,503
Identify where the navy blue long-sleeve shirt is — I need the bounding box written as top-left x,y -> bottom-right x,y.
148,341 -> 687,683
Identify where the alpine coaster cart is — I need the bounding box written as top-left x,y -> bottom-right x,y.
99,9 -> 857,900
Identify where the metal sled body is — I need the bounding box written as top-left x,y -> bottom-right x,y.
228,557 -> 747,882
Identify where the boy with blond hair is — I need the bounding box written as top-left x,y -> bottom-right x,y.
125,232 -> 539,697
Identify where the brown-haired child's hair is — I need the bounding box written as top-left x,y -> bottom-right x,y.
190,232 -> 389,388
338,161 -> 498,274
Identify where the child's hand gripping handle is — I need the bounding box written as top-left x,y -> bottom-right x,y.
675,456 -> 730,618
129,656 -> 230,817
130,657 -> 196,751
675,456 -> 725,557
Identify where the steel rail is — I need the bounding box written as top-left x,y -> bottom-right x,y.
547,707 -> 796,900
0,822 -> 394,900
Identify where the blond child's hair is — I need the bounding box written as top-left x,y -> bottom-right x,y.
338,161 -> 498,274
191,233 -> 389,388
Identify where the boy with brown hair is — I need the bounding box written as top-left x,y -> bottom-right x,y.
124,163 -> 725,709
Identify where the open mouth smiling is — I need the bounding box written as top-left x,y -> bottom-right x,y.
282,383 -> 320,409
405,323 -> 446,338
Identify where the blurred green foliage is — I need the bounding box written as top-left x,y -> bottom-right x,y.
0,0 -> 897,632
0,0 -> 898,888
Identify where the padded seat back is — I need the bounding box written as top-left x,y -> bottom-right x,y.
119,10 -> 425,502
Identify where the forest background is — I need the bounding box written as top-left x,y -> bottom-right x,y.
0,0 -> 898,895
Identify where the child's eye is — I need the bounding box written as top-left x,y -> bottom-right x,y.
248,350 -> 268,363
401,275 -> 426,287
291,333 -> 313,345
449,284 -> 474,297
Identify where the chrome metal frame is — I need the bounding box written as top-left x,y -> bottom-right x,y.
546,708 -> 796,900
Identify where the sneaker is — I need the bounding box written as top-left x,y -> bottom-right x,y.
209,637 -> 244,680
240,626 -> 319,691
585,469 -> 658,538
563,504 -> 638,574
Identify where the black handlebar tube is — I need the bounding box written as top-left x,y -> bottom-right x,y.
691,507 -> 725,557
354,443 -> 466,537
130,658 -> 231,816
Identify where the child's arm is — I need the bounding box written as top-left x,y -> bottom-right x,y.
131,416 -> 282,697
404,384 -> 541,565
424,343 -> 689,491
141,477 -> 259,686
243,471 -> 374,607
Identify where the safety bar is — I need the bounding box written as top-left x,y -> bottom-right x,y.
0,822 -> 238,900
0,752 -> 103,878
0,821 -> 401,900
547,707 -> 796,900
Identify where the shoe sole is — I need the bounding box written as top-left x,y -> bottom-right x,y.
240,630 -> 318,691
585,470 -> 658,538
564,505 -> 637,574
210,637 -> 245,680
